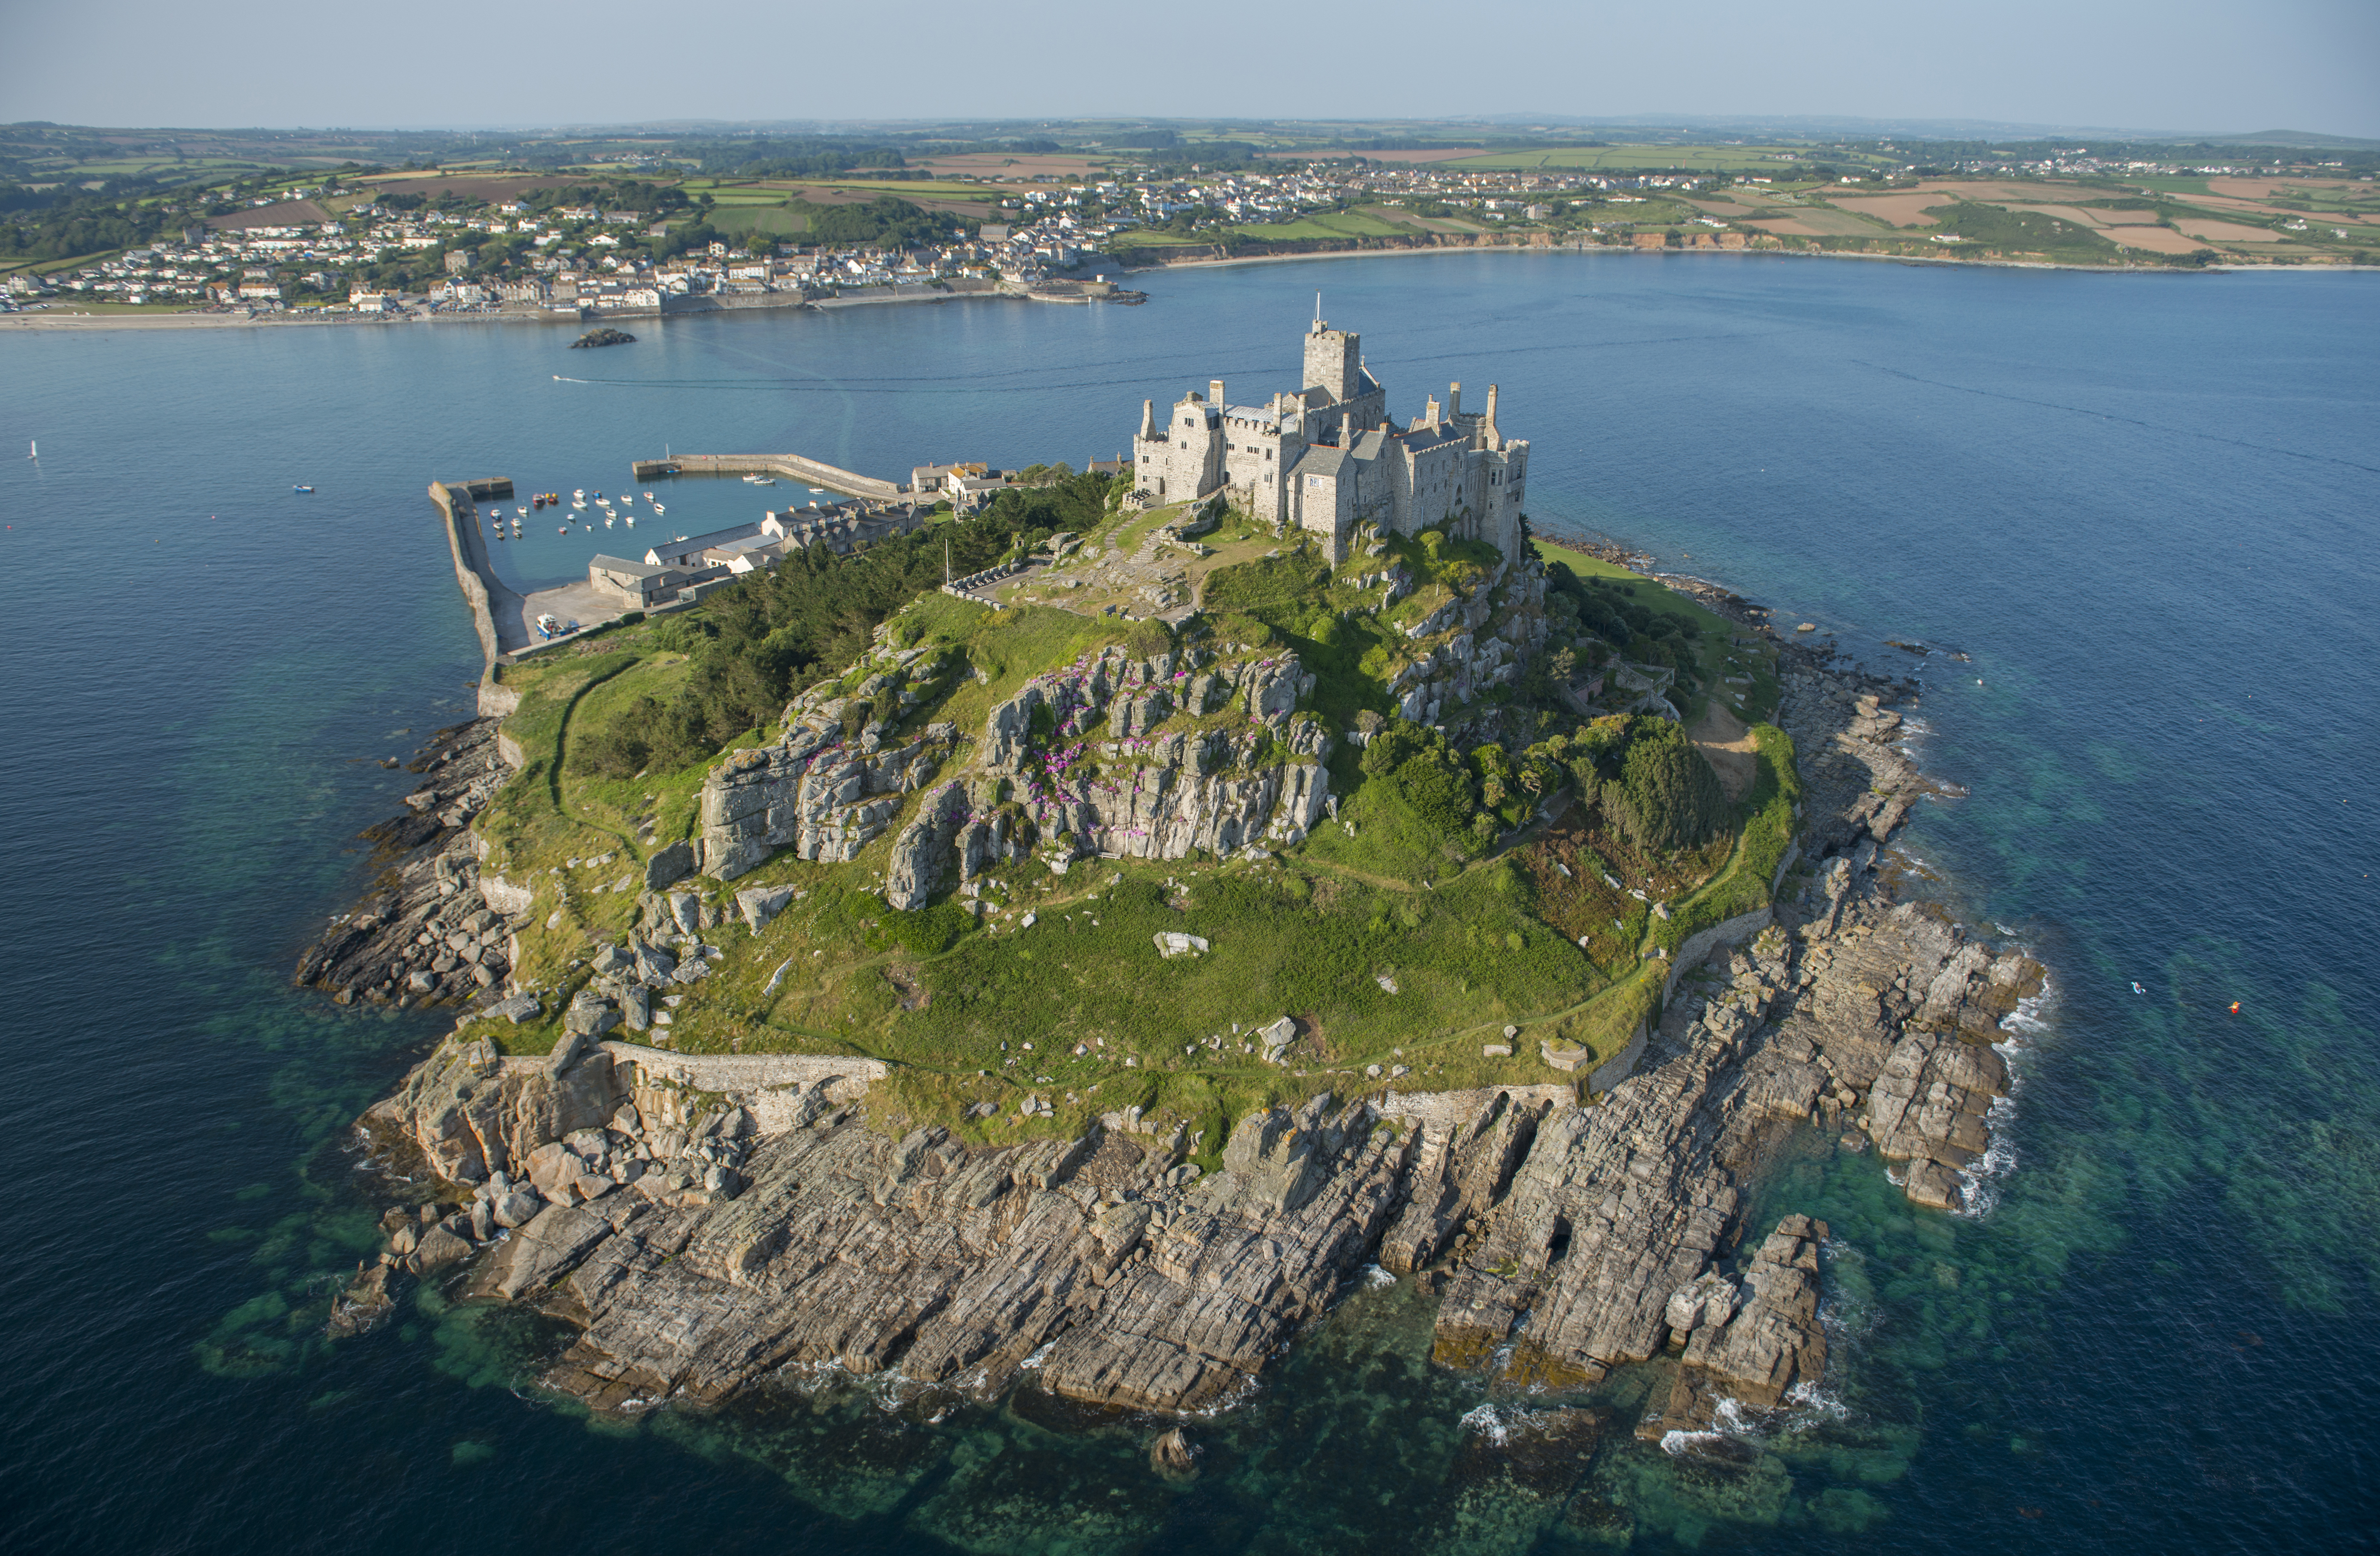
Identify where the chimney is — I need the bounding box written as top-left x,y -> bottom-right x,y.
1423,395 -> 1441,427
1484,384 -> 1501,448
1448,382 -> 1462,418
1210,378 -> 1226,409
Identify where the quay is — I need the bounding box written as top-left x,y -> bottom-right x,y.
632,451 -> 899,501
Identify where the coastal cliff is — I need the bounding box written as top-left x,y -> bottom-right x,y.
337,651 -> 2043,1433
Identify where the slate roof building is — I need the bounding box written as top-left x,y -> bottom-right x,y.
1130,317 -> 1528,563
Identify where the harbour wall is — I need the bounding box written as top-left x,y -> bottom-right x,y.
428,478 -> 531,707
634,453 -> 900,501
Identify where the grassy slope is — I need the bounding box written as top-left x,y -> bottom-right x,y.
466,530 -> 1802,1152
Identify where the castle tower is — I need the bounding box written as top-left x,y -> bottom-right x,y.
1139,399 -> 1156,439
1483,384 -> 1502,451
1303,320 -> 1361,405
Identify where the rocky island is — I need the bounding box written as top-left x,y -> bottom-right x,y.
313,323 -> 2043,1456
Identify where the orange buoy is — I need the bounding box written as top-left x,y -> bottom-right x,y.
2228,1002 -> 2241,1015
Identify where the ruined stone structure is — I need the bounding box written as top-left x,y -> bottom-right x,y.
1132,319 -> 1530,565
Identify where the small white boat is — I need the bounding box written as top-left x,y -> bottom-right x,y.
573,488 -> 584,499
572,500 -> 587,511
650,503 -> 665,516
515,506 -> 527,517
808,487 -> 825,494
643,490 -> 656,501
604,516 -> 615,527
624,514 -> 635,527
557,525 -> 569,534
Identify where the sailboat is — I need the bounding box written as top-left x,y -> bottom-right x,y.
26,440 -> 37,459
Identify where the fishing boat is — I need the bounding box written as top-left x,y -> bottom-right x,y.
743,473 -> 775,485
293,484 -> 314,494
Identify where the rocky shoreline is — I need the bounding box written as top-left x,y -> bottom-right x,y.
325,646 -> 2043,1441
294,719 -> 513,1007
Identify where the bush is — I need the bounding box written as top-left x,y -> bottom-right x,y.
1603,719 -> 1729,853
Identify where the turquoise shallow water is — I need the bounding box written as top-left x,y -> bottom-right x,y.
1,254 -> 2374,1552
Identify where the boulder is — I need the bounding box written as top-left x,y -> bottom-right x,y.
1153,931 -> 1210,959
560,996 -> 618,1044
736,883 -> 795,933
491,1190 -> 543,1229
483,992 -> 543,1025
412,1224 -> 474,1275
644,840 -> 696,892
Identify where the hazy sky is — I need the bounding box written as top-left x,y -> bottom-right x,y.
5,0 -> 2376,139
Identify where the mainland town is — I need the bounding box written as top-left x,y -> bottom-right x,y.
5,120 -> 2375,321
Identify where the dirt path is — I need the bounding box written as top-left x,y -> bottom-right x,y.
1687,698 -> 1759,802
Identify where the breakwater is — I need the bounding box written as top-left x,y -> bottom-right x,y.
633,452 -> 900,500
428,477 -> 531,704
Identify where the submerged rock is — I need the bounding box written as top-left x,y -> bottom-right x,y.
1148,1426 -> 1199,1478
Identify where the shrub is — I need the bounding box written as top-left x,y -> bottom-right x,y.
1604,720 -> 1729,853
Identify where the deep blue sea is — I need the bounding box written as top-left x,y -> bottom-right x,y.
2,253 -> 2374,1553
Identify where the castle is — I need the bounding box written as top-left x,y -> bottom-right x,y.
1131,317 -> 1530,562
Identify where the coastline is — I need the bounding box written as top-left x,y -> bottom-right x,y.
13,245 -> 2369,336
319,520 -> 2040,1438
0,282 -> 1098,335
